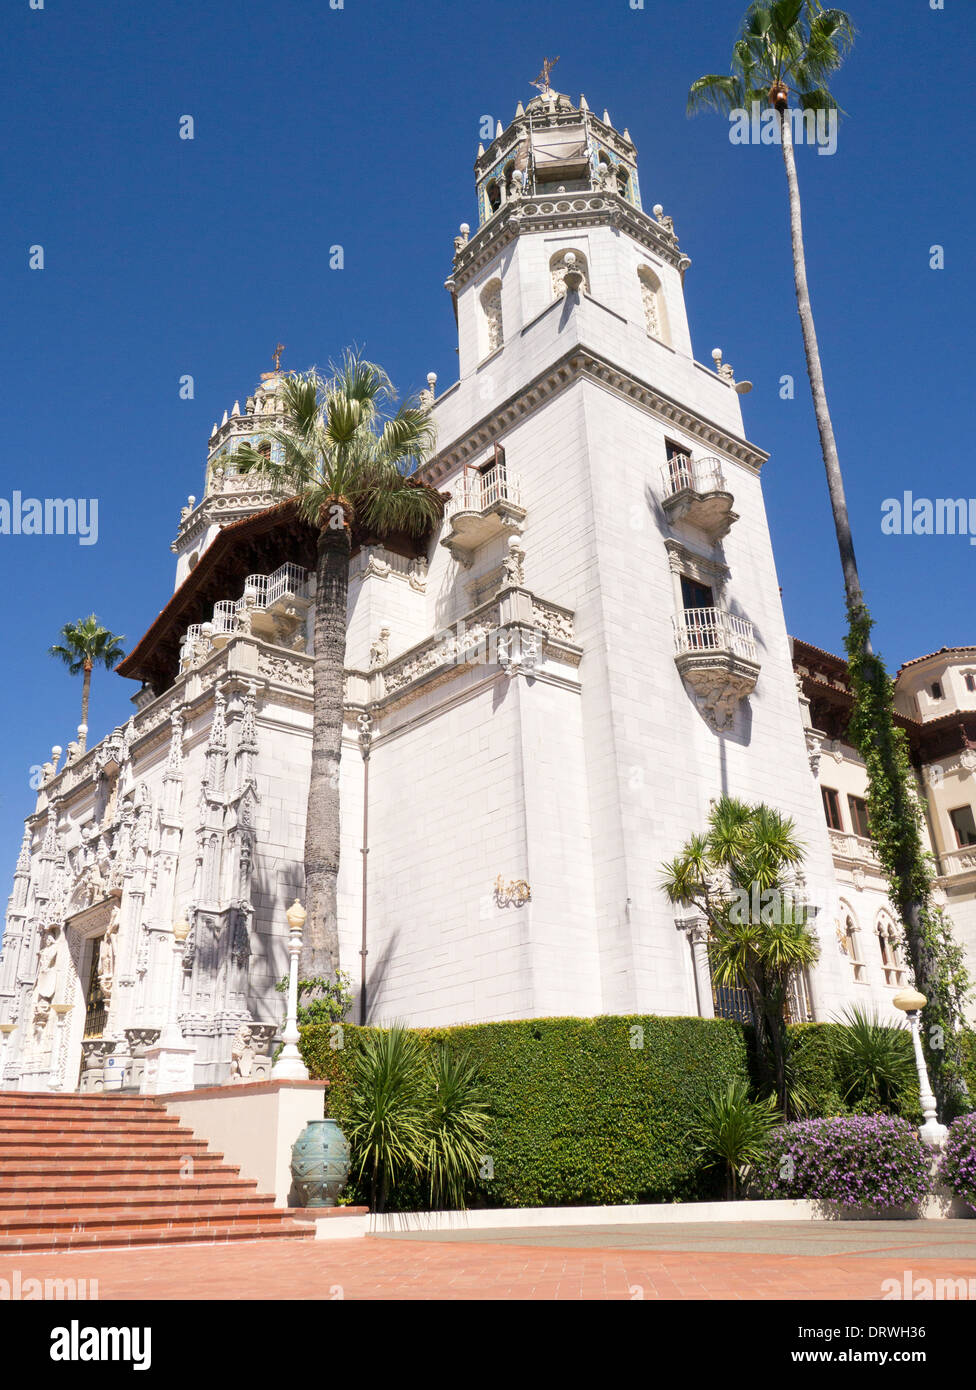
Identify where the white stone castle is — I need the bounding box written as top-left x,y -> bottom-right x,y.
2,85 -> 975,1093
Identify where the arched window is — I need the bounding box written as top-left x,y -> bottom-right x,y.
638,264 -> 670,344
257,440 -> 271,462
877,914 -> 908,987
841,910 -> 865,982
615,165 -> 631,200
550,248 -> 590,299
486,180 -> 502,215
480,278 -> 504,354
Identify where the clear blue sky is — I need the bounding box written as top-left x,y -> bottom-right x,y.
1,0 -> 973,880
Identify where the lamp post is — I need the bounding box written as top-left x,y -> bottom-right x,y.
893,986 -> 948,1150
272,900 -> 309,1081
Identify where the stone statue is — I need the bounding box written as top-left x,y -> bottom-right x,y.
33,927 -> 59,1031
408,555 -> 428,591
502,536 -> 526,588
369,627 -> 391,669
236,592 -> 257,635
98,906 -> 120,1005
230,1023 -> 255,1082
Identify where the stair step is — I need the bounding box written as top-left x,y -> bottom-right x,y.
0,1202 -> 293,1232
0,1171 -> 256,1192
0,1221 -> 312,1252
0,1092 -> 163,1106
0,1107 -> 181,1126
0,1131 -> 212,1149
0,1156 -> 234,1176
0,1183 -> 264,1208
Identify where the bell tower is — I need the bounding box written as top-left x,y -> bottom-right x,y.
171,361 -> 289,592
445,77 -> 695,382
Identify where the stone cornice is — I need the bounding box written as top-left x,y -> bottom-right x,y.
423,346 -> 768,485
172,488 -> 285,552
452,191 -> 683,290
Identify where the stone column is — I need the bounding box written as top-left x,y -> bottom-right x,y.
679,915 -> 714,1019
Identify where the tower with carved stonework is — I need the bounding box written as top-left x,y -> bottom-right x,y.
3,80 -> 938,1098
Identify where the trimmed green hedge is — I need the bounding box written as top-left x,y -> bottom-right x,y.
301,1014 -> 751,1207
299,1016 -> 974,1208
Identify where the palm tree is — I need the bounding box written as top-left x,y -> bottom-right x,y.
49,615 -> 126,749
661,796 -> 820,1113
229,352 -> 440,979
688,4 -> 970,1109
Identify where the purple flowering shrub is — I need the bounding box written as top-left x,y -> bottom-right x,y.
938,1114 -> 976,1210
752,1115 -> 930,1208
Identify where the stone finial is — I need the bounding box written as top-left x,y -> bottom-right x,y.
515,101 -> 525,117
221,409 -> 228,426
603,109 -> 611,125
477,142 -> 485,157
495,120 -> 503,139
232,400 -> 240,417
653,204 -> 675,235
580,94 -> 589,112
502,534 -> 526,587
711,348 -> 736,386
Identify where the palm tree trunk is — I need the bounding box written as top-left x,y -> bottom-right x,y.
778,109 -> 868,631
302,521 -> 351,979
777,107 -> 952,1084
80,662 -> 92,746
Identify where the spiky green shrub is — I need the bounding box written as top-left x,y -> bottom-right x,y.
690,1079 -> 780,1199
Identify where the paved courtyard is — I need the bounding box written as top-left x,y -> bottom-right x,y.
2,1221 -> 976,1300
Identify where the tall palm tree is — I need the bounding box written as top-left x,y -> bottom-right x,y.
230,352 -> 440,979
49,615 -> 126,749
661,796 -> 820,1113
688,4 -> 970,1108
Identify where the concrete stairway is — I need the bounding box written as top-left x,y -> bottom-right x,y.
0,1091 -> 314,1252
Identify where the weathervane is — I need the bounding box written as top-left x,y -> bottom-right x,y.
531,56 -> 559,96
272,342 -> 285,371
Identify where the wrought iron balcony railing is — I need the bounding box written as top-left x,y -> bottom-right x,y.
661,453 -> 726,498
446,465 -> 521,517
672,607 -> 757,662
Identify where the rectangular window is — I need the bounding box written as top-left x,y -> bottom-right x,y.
848,795 -> 871,839
950,805 -> 976,848
665,439 -> 692,492
966,674 -> 976,693
931,681 -> 944,700
822,787 -> 843,831
679,576 -> 716,651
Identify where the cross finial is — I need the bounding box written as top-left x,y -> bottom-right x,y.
272,342 -> 285,371
531,56 -> 559,95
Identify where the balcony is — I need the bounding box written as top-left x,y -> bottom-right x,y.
672,607 -> 760,730
938,847 -> 976,883
661,454 -> 737,541
440,463 -> 525,566
179,562 -> 311,668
